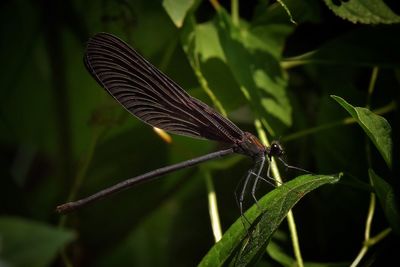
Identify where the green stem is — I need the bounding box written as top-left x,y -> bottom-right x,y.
283,101 -> 396,142
204,169 -> 222,242
275,0 -> 297,24
254,119 -> 304,267
182,24 -> 227,242
364,192 -> 375,240
189,53 -> 227,241
286,210 -> 303,266
159,37 -> 178,72
192,57 -> 227,116
44,20 -> 73,186
350,228 -> 391,267
57,125 -> 103,266
351,67 -> 385,267
366,67 -> 378,109
367,228 -> 392,246
209,0 -> 221,11
191,57 -> 226,242
231,0 -> 239,26
58,126 -> 103,227
350,246 -> 368,267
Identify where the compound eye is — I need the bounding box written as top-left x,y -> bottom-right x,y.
267,141 -> 284,158
272,142 -> 284,156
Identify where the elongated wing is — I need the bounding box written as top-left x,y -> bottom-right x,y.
84,33 -> 244,143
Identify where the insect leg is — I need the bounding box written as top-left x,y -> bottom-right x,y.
277,157 -> 311,174
250,156 -> 266,208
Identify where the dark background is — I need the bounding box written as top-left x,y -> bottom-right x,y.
0,0 -> 399,266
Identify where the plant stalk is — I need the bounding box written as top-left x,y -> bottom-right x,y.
255,119 -> 304,267
283,101 -> 396,142
204,169 -> 223,242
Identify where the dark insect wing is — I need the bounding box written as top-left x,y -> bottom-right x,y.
84,32 -> 244,144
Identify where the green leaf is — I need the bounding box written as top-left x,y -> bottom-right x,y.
323,0 -> 400,24
0,216 -> 75,267
95,199 -> 180,267
331,95 -> 392,168
283,27 -> 400,68
162,0 -> 196,28
199,173 -> 341,266
180,17 -> 244,113
215,9 -> 292,129
369,169 -> 400,234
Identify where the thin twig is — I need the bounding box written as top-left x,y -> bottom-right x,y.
350,67 -> 388,267
283,101 -> 396,142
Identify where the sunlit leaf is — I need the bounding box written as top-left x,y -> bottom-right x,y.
215,9 -> 292,128
180,15 -> 244,112
162,0 -> 196,28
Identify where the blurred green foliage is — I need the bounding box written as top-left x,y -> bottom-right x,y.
0,0 -> 398,266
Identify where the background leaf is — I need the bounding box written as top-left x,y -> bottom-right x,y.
369,169 -> 400,234
323,0 -> 400,24
0,217 -> 75,267
215,9 -> 293,131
